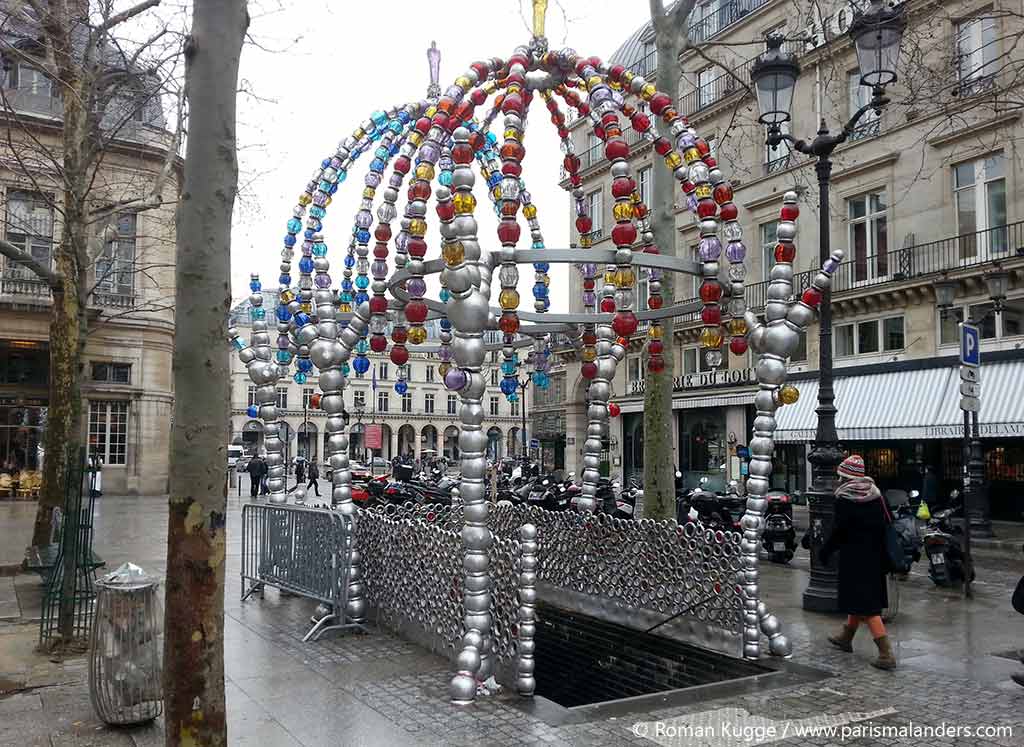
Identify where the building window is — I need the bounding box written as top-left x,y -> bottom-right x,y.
791,330 -> 808,363
302,388 -> 315,409
276,387 -> 288,409
940,296 -> 1024,344
490,369 -> 498,386
760,220 -> 779,281
639,39 -> 657,75
627,357 -> 641,383
953,152 -> 1007,258
402,392 -> 413,413
956,15 -> 997,95
378,362 -> 388,380
94,213 -> 136,299
398,364 -> 411,381
586,189 -> 603,240
847,190 -> 888,283
447,394 -> 457,416
638,166 -> 652,207
835,315 -> 904,357
489,396 -> 499,417
4,191 -> 54,280
511,399 -> 520,417
247,385 -> 257,408
764,121 -> 791,173
91,362 -> 131,384
7,63 -> 60,99
88,400 -> 128,465
847,70 -> 880,140
377,390 -> 388,412
682,346 -> 731,373
425,365 -> 435,383
424,393 -> 435,414
682,347 -> 698,375
353,389 -> 365,409
636,268 -> 650,312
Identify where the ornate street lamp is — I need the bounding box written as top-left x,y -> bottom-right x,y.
751,0 -> 907,613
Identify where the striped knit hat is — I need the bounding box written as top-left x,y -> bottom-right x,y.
837,454 -> 866,479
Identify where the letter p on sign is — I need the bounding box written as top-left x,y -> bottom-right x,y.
959,322 -> 980,367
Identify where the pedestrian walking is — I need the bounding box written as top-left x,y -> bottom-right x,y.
292,460 -> 305,492
259,456 -> 269,495
820,454 -> 897,670
245,455 -> 262,498
306,461 -> 321,497
1012,570 -> 1024,687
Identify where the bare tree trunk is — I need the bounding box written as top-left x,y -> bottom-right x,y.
642,0 -> 693,520
162,1 -> 247,744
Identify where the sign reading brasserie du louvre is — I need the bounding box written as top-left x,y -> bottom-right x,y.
629,367 -> 756,396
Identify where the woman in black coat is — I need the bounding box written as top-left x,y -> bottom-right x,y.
820,454 -> 896,670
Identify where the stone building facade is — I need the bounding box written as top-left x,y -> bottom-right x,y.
550,0 -> 1024,518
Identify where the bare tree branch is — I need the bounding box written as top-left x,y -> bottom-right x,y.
91,0 -> 163,40
0,238 -> 60,287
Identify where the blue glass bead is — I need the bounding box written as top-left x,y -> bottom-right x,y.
355,291 -> 369,305
356,339 -> 368,354
344,255 -> 356,268
501,361 -> 516,375
439,171 -> 453,187
276,306 -> 291,321
247,405 -> 258,418
370,157 -> 385,172
284,235 -> 296,247
390,143 -> 400,156
507,393 -> 518,403
287,217 -> 302,234
375,147 -> 388,159
395,380 -> 408,395
533,372 -> 549,388
329,182 -> 338,195
279,274 -> 291,286
485,132 -> 498,146
341,363 -> 350,375
249,279 -> 261,292
336,170 -> 346,184
341,279 -> 353,291
439,288 -> 451,303
388,121 -> 402,133
309,206 -> 326,219
321,159 -> 330,168
535,262 -> 550,271
294,312 -> 311,327
371,111 -> 387,127
298,257 -> 314,274
313,242 -> 328,257
398,111 -> 410,123
356,229 -> 370,243
440,319 -> 452,331
276,350 -> 292,364
232,337 -> 245,350
297,358 -> 313,372
533,284 -> 548,299
500,378 -> 517,395
355,275 -> 370,289
293,371 -> 307,384
318,180 -> 332,193
488,173 -> 502,188
340,292 -> 352,303
249,308 -> 265,321
353,356 -> 370,374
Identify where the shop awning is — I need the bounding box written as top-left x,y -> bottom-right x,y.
773,360 -> 1024,442
618,390 -> 755,414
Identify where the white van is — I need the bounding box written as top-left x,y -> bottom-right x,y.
227,445 -> 244,469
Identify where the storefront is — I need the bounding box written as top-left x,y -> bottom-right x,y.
0,339 -> 49,478
775,356 -> 1024,520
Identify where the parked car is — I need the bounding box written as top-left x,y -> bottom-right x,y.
227,444 -> 244,469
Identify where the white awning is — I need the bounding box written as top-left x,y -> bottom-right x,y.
773,360 -> 1024,442
619,390 -> 756,414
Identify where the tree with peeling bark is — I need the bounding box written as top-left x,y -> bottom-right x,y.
0,0 -> 185,551
162,1 -> 247,744
642,0 -> 696,521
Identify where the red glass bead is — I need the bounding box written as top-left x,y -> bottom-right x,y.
648,355 -> 665,373
634,203 -> 648,218
781,204 -> 799,221
436,202 -> 455,221
373,243 -> 388,259
582,332 -> 597,345
617,336 -> 628,347
369,296 -> 388,314
608,402 -> 621,417
498,221 -> 521,244
648,340 -> 664,355
405,301 -> 428,324
502,94 -> 523,114
593,125 -> 605,140
611,178 -> 635,198
612,222 -> 638,246
682,181 -> 695,194
415,117 -> 431,134
452,144 -> 473,163
575,216 -> 592,233
499,313 -> 520,334
631,113 -> 651,132
431,112 -> 450,130
643,244 -> 659,254
374,225 -> 392,241
654,137 -> 672,156
370,334 -> 388,353
695,138 -> 710,155
471,62 -> 489,81
581,361 -> 598,379
391,327 -> 408,344
609,64 -> 625,81
389,344 -> 409,364
600,297 -> 616,312
564,155 -> 580,172
802,287 -> 822,307
701,305 -> 722,325
696,199 -> 717,218
729,337 -> 748,355
407,238 -> 427,258
699,281 -> 722,303
649,93 -> 671,114
587,56 -> 602,68
612,311 -> 638,337
393,156 -> 411,174
713,183 -> 734,204
704,156 -> 717,168
408,181 -> 431,201
601,112 -> 619,126
605,139 -> 629,160
570,175 -> 582,187
468,132 -> 485,152
501,161 -> 522,177
500,141 -> 525,160
648,295 -> 663,309
471,89 -> 487,105
719,203 -> 738,221
774,242 -> 796,262
583,279 -> 595,292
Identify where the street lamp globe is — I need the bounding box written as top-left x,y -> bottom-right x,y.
933,277 -> 958,309
984,267 -> 1009,311
849,0 -> 907,90
750,35 -> 800,127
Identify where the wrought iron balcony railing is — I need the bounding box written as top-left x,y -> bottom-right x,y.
687,0 -> 773,44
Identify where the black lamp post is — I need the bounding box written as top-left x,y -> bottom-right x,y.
353,402 -> 366,466
750,0 -> 906,613
934,268 -> 1008,545
515,366 -> 531,466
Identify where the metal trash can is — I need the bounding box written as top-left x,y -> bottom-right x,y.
89,563 -> 163,725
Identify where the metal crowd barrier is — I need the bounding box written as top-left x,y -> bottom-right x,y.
240,503 -> 364,641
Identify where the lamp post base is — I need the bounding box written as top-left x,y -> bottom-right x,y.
802,441 -> 844,614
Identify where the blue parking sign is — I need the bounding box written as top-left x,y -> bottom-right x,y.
959,322 -> 980,367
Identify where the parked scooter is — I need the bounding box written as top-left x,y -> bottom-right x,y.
761,490 -> 796,563
888,489 -> 923,577
923,490 -> 973,587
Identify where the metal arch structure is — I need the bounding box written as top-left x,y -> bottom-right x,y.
227,1 -> 845,705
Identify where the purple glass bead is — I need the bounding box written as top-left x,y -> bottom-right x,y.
355,210 -> 373,229
388,172 -> 404,188
686,195 -> 699,213
699,237 -> 722,261
582,291 -> 596,306
330,157 -> 344,170
364,171 -> 381,188
419,143 -> 440,163
277,335 -> 289,349
314,273 -> 332,289
444,367 -> 467,391
396,232 -> 408,251
313,192 -> 328,207
580,262 -> 597,277
823,258 -> 840,274
726,241 -> 747,263
649,268 -> 663,281
590,87 -> 612,106
301,240 -> 313,252
520,190 -> 532,205
438,156 -> 454,171
406,277 -> 427,298
677,134 -> 696,150
445,85 -> 463,99
372,260 -> 388,278
439,346 -> 452,361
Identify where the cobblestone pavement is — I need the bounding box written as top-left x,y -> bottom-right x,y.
1,495 -> 1023,746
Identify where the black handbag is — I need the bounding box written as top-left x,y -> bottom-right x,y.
881,500 -> 909,574
1013,575 -> 1024,615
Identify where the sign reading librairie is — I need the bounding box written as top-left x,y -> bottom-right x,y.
629,367 -> 756,395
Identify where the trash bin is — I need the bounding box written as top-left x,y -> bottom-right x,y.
89,563 -> 163,725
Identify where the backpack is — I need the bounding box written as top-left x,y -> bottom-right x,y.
880,500 -> 910,574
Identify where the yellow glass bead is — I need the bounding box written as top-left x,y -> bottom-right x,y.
779,385 -> 800,405
587,75 -> 602,88
604,269 -> 617,284
280,289 -> 295,304
504,128 -> 521,141
353,128 -> 365,139
700,327 -> 724,349
425,105 -> 437,117
362,187 -> 376,199
581,348 -> 597,362
339,303 -> 351,313
695,184 -> 713,199
640,83 -> 657,100
407,326 -> 427,345
408,131 -> 423,146
300,302 -> 312,313
442,241 -> 465,266
483,80 -> 497,94
408,218 -> 427,237
492,186 -> 502,200
455,75 -> 472,90
648,325 -> 663,340
684,147 -> 701,163
298,194 -> 312,206
613,203 -> 634,221
622,71 -> 635,85
616,268 -> 634,286
324,196 -> 332,207
630,191 -> 641,204
499,289 -> 520,309
609,80 -> 622,91
664,152 -> 683,169
543,274 -> 551,286
523,204 -> 537,219
453,193 -> 477,214
729,318 -> 747,335
415,163 -> 435,180
439,362 -> 451,378
580,235 -> 592,248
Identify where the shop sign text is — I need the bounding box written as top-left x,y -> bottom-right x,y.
629,367 -> 755,395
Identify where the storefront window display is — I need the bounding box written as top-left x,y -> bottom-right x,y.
679,409 -> 727,491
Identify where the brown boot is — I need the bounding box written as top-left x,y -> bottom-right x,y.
871,635 -> 896,670
827,624 -> 857,652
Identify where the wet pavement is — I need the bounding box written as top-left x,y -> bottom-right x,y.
1,494 -> 1023,746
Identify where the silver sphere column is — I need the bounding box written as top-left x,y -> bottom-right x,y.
516,523 -> 538,697
578,321 -> 616,512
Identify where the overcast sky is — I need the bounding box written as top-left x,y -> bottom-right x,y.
229,0 -> 654,313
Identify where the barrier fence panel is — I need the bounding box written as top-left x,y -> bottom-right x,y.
240,503 -> 363,641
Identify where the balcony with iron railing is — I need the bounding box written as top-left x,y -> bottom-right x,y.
688,0 -> 774,45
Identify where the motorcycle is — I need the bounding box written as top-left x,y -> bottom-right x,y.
922,490 -> 973,587
761,489 -> 796,563
887,489 -> 923,577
